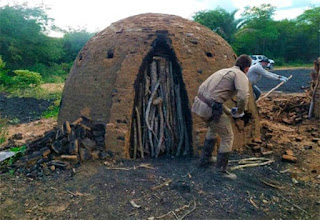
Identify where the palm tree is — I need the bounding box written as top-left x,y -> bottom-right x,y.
193,8 -> 244,44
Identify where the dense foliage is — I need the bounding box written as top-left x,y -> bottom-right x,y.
0,3 -> 319,81
0,5 -> 94,82
193,4 -> 320,64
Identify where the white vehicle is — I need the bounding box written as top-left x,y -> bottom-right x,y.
250,55 -> 275,70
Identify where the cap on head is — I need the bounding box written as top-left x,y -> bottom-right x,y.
260,57 -> 269,63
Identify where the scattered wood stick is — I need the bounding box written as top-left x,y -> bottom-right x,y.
229,157 -> 267,163
174,204 -> 190,213
66,190 -> 89,197
229,157 -> 271,164
155,210 -> 174,219
261,151 -> 273,156
230,159 -> 274,170
261,180 -> 284,190
105,163 -> 154,171
155,198 -> 196,220
249,197 -> 259,209
129,200 -> 141,209
67,189 -> 78,197
180,197 -> 197,220
280,169 -> 290,174
151,179 -> 173,190
105,167 -> 132,171
172,211 -> 179,220
277,193 -> 309,215
138,163 -> 155,169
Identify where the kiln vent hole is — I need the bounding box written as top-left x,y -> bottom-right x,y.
206,52 -> 213,58
130,40 -> 192,159
107,49 -> 114,59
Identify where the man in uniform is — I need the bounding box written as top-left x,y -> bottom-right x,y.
192,54 -> 251,180
248,57 -> 288,100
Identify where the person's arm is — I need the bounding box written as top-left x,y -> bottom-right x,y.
234,73 -> 249,114
256,64 -> 282,81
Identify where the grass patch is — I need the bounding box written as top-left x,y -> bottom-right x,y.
0,145 -> 26,175
0,117 -> 8,145
42,99 -> 60,119
0,86 -> 62,100
42,74 -> 67,83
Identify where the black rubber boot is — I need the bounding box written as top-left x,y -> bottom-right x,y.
199,138 -> 216,167
216,152 -> 237,180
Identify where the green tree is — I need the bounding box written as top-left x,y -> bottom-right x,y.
61,29 -> 94,63
0,5 -> 63,69
296,6 -> 320,59
272,20 -> 296,63
193,8 -> 243,43
233,4 -> 279,56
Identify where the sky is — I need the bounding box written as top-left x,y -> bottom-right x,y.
1,0 -> 319,35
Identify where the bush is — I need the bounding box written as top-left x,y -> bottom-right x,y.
42,98 -> 60,119
11,70 -> 41,88
30,62 -> 71,83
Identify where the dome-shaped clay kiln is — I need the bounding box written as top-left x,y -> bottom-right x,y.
58,13 -> 260,159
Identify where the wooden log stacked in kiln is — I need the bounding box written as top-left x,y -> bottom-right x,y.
131,56 -> 191,159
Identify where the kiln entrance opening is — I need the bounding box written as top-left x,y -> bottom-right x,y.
130,37 -> 193,159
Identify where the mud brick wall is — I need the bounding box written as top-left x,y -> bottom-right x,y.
58,13 -> 260,158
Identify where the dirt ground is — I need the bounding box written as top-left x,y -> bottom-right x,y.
1,71 -> 320,219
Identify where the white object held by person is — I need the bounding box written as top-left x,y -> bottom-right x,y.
231,107 -> 244,118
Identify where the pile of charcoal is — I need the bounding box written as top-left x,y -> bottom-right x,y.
13,116 -> 110,177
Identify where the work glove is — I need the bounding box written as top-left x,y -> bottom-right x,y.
231,107 -> 244,118
279,76 -> 288,82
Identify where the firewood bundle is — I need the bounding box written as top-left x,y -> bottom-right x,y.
131,56 -> 191,159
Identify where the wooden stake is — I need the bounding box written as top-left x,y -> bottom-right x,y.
256,75 -> 292,103
150,60 -> 158,92
156,100 -> 164,157
133,118 -> 137,160
135,107 -> 144,158
309,67 -> 319,118
175,84 -> 185,156
145,80 -> 160,131
149,108 -> 155,157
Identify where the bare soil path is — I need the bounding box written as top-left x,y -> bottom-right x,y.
1,70 -> 319,220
